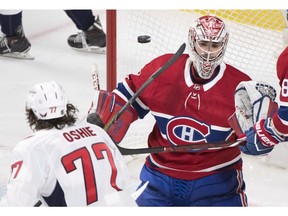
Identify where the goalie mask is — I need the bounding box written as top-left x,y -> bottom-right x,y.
26,81 -> 67,120
188,15 -> 229,79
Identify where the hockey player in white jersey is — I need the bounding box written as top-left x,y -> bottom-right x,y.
0,81 -> 136,207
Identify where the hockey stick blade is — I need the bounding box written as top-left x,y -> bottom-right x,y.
117,140 -> 246,155
104,43 -> 186,131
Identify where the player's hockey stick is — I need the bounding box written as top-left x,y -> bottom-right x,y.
103,43 -> 186,131
88,111 -> 245,155
117,139 -> 246,155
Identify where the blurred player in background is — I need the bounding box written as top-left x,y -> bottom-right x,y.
0,10 -> 106,59
0,10 -> 32,59
64,10 -> 106,53
88,15 -> 258,206
242,45 -> 288,155
0,81 -> 136,206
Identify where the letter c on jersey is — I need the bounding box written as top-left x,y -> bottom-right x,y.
166,117 -> 210,145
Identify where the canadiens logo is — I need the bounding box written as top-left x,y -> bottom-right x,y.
166,116 -> 210,145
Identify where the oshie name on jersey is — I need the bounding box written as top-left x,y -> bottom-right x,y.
63,126 -> 97,142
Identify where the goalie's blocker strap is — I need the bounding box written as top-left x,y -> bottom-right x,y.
228,81 -> 278,136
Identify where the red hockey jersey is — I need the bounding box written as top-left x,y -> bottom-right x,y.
272,46 -> 288,135
115,54 -> 251,180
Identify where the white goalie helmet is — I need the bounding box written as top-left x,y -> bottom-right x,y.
188,15 -> 229,79
26,81 -> 67,120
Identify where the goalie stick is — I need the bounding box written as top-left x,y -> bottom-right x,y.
89,43 -> 245,155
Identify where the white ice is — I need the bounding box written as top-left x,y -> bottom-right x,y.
0,10 -> 288,210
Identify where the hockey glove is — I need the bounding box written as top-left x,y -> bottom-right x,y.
88,90 -> 137,144
240,128 -> 274,156
241,118 -> 284,156
254,118 -> 284,146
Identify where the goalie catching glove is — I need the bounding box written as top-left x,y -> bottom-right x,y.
87,90 -> 137,144
228,81 -> 281,156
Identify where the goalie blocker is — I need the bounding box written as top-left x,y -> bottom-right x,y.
87,90 -> 137,144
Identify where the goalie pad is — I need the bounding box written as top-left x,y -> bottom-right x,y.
88,90 -> 136,144
228,81 -> 278,136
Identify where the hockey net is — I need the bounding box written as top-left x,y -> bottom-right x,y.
107,10 -> 288,168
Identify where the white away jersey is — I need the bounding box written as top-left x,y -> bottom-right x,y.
0,121 -> 136,206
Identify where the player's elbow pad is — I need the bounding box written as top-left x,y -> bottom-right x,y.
88,90 -> 137,144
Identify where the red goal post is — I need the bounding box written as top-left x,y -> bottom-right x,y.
106,10 -> 117,92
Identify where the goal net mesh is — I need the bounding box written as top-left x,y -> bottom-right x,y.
113,10 -> 288,168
